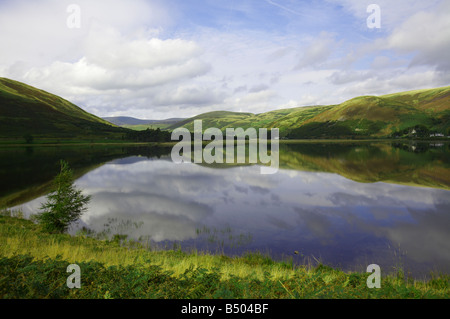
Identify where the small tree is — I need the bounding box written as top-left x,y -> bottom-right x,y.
36,160 -> 91,234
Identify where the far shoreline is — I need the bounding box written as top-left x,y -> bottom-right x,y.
0,137 -> 449,148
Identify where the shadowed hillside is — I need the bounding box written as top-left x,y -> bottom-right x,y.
0,78 -> 127,141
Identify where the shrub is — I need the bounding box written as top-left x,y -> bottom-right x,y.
35,160 -> 91,234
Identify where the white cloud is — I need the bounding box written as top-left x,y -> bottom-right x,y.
385,1 -> 450,70
1,1 -> 213,118
152,85 -> 227,107
295,32 -> 340,70
0,0 -> 169,64
0,0 -> 449,119
332,68 -> 449,99
83,24 -> 203,70
237,90 -> 277,105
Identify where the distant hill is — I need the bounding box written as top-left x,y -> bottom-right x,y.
103,116 -> 185,126
0,77 -> 127,140
1,76 -> 448,141
167,86 -> 450,139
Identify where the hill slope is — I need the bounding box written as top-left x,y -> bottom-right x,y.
103,116 -> 185,126
2,77 -> 448,140
290,86 -> 450,138
0,78 -> 126,140
168,86 -> 450,139
103,116 -> 186,131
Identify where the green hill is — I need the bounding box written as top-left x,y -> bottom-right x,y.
1,77 -> 448,141
0,78 -> 127,141
166,107 -> 329,133
104,116 -> 186,131
103,116 -> 185,126
168,86 -> 450,139
292,87 -> 450,138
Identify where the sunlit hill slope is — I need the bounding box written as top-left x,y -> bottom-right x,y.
1,77 -> 449,140
167,86 -> 450,139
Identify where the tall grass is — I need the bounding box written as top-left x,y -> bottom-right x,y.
0,212 -> 449,299
0,211 -> 297,281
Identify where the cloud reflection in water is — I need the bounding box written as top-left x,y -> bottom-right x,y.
17,156 -> 450,277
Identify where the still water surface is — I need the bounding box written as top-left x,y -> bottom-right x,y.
2,142 -> 449,278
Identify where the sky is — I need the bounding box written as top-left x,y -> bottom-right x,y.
0,0 -> 449,120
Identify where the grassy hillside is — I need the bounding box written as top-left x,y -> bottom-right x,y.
167,111 -> 254,131
122,118 -> 186,131
165,107 -> 330,136
0,78 -> 127,141
2,77 -> 448,140
167,86 -> 450,139
293,87 -> 450,138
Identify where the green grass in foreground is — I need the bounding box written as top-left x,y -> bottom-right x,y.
0,213 -> 448,299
